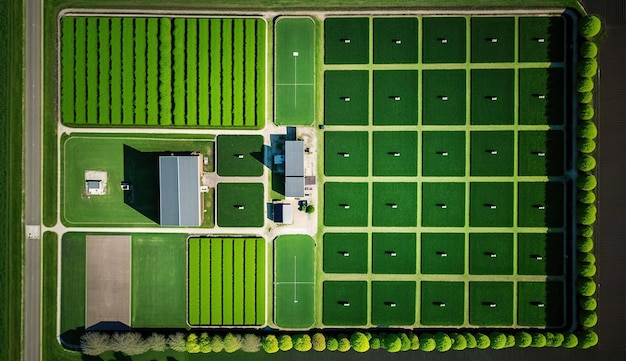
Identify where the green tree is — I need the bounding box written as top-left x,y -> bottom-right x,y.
312,333 -> 326,351
577,138 -> 596,153
305,205 -> 315,213
578,204 -> 597,225
489,332 -> 507,350
515,331 -> 532,348
578,91 -> 593,104
167,332 -> 187,353
580,41 -> 598,58
278,335 -> 293,351
81,332 -> 112,356
198,333 -> 211,353
419,333 -> 436,352
337,335 -> 351,352
577,236 -> 594,252
384,333 -> 402,352
577,155 -> 596,172
579,15 -> 602,39
577,190 -> 596,204
370,336 -> 381,350
579,310 -> 598,328
223,333 -> 242,353
579,296 -> 598,311
350,332 -> 370,352
577,330 -> 599,349
576,174 -> 598,192
578,262 -> 597,277
577,77 -> 594,92
434,332 -> 451,352
292,334 -> 312,352
548,332 -> 564,347
241,334 -> 262,353
577,121 -> 598,140
578,277 -> 597,296
463,332 -> 477,348
530,332 -> 546,348
450,333 -> 467,350
562,333 -> 578,348
326,337 -> 338,351
506,334 -> 515,348
399,333 -> 411,351
475,333 -> 490,349
578,224 -> 594,237
185,333 -> 201,354
408,332 -> 420,350
145,333 -> 167,352
262,335 -> 279,354
577,59 -> 598,78
578,251 -> 596,264
210,335 -> 224,353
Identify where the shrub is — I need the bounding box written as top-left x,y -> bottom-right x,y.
350,332 -> 369,353
579,310 -> 599,328
399,333 -> 411,351
578,224 -> 594,237
577,330 -> 599,349
577,121 -> 598,139
370,336 -> 381,350
383,333 -> 402,353
278,335 -> 292,351
577,155 -> 597,172
145,333 -> 167,352
463,332 -> 477,348
293,334 -> 312,352
209,335 -> 224,353
241,334 -> 262,353
548,333 -> 564,348
530,332 -> 547,348
489,332 -> 507,350
580,41 -> 599,58
577,204 -> 597,225
223,333 -> 242,353
450,333 -> 467,350
577,190 -> 596,204
81,332 -> 112,356
305,205 -> 315,213
198,333 -> 211,353
577,77 -> 594,92
326,337 -> 338,351
167,332 -> 187,353
475,333 -> 490,349
577,59 -> 599,78
419,333 -> 436,352
578,103 -> 595,120
408,332 -> 419,350
578,251 -> 596,264
577,174 -> 597,191
562,333 -> 578,348
506,334 -> 515,348
434,332 -> 451,352
337,336 -> 351,352
515,331 -> 532,348
185,334 -> 201,354
577,236 -> 594,252
578,262 -> 597,277
578,91 -> 593,104
577,138 -> 596,153
312,333 -> 326,351
579,15 -> 602,39
578,277 -> 597,296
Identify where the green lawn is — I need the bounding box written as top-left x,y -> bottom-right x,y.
420,233 -> 465,275
469,182 -> 514,227
323,233 -> 368,274
469,282 -> 514,326
519,16 -> 564,63
324,17 -> 369,64
324,70 -> 369,125
517,281 -> 564,327
372,182 -> 417,226
324,131 -> 369,176
322,281 -> 368,326
371,281 -> 416,326
216,183 -> 264,227
324,182 -> 369,226
421,182 -> 465,227
422,70 -> 466,125
422,131 -> 466,176
518,130 -> 564,176
372,233 -> 416,274
469,233 -> 514,275
373,131 -> 417,176
422,17 -> 466,63
216,135 -> 264,176
470,69 -> 514,125
518,233 -> 564,276
470,131 -> 514,176
470,17 -> 515,63
60,233 -> 86,342
519,68 -> 564,125
373,70 -> 419,125
518,182 -> 564,227
373,17 -> 418,64
420,281 -> 465,326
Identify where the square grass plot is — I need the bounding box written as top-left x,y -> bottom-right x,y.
373,131 -> 417,176
518,130 -> 564,176
324,182 -> 368,227
470,182 -> 514,227
470,131 -> 514,176
518,182 -> 564,228
471,69 -> 514,125
420,233 -> 465,275
518,233 -> 564,276
469,281 -> 513,326
216,183 -> 264,227
372,182 -> 417,227
518,281 -> 564,327
373,70 -> 419,125
422,17 -> 466,64
471,17 -> 515,63
469,233 -> 513,275
422,131 -> 466,176
372,233 -> 416,274
325,18 -> 369,64
519,16 -> 565,63
373,17 -> 418,64
371,281 -> 416,326
323,233 -> 368,274
422,70 -> 466,125
324,71 -> 369,125
519,68 -> 564,126
217,135 -> 264,177
323,281 -> 368,326
421,183 -> 465,227
420,281 -> 465,326
324,131 -> 368,176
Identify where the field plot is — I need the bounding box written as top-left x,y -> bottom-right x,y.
274,235 -> 315,328
372,182 -> 417,227
216,135 -> 264,176
517,281 -> 565,327
323,233 -> 368,274
470,131 -> 514,176
324,131 -> 368,176
518,233 -> 564,276
518,130 -> 564,176
371,281 -> 416,326
519,16 -> 564,62
60,233 -> 86,339
373,131 -> 417,176
471,17 -> 515,63
216,183 -> 264,227
324,70 -> 369,125
324,182 -> 368,226
518,182 -> 564,227
420,233 -> 465,275
420,281 -> 465,326
373,17 -> 418,64
422,70 -> 466,125
469,233 -> 514,275
187,237 -> 265,326
421,182 -> 465,227
519,68 -> 564,125
469,282 -> 514,326
469,182 -> 514,227
373,70 -> 419,125
422,131 -> 466,176
324,17 -> 369,64
323,281 -> 367,326
60,16 -> 265,128
274,17 -> 315,125
471,69 -> 514,125
422,17 -> 466,63
372,233 -> 416,274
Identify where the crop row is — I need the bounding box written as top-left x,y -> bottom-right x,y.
60,16 -> 266,127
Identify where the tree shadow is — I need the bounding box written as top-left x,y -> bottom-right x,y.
122,145 -> 160,223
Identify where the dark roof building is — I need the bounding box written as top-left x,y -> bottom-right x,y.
159,155 -> 202,226
273,203 -> 293,224
285,140 -> 304,197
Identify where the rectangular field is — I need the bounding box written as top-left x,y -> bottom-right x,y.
60,16 -> 266,128
60,233 -> 86,336
324,131 -> 369,176
216,135 -> 264,176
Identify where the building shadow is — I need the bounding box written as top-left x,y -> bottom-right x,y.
250,144 -> 273,169
123,145 -> 160,223
270,134 -> 286,196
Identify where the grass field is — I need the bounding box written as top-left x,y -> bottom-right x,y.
469,282 -> 514,326
188,237 -> 265,326
371,281 -> 416,326
372,182 -> 417,226
324,70 -> 369,125
422,17 -> 466,63
216,135 -> 264,176
274,235 -> 315,328
373,131 -> 417,176
60,233 -> 86,338
518,233 -> 564,276
421,182 -> 465,227
373,17 -> 418,64
324,182 -> 368,226
470,131 -> 514,176
420,281 -> 465,326
422,70 -> 466,125
274,17 -> 315,125
469,233 -> 514,275
518,182 -> 564,227
517,281 -> 564,327
471,69 -> 514,125
373,70 -> 419,125
471,17 -> 515,63
519,68 -> 564,125
518,130 -> 564,176
324,17 -> 369,64
323,233 -> 368,274
372,233 -> 416,274
420,233 -> 465,275
422,131 -> 466,176
323,281 -> 367,326
324,131 -> 369,176
519,16 -> 564,62
469,182 -> 514,227
216,183 -> 264,227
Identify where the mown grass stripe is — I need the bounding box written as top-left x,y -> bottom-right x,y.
146,18 -> 159,125
221,19 -> 233,126
232,19 -> 244,126
244,19 -> 256,127
186,18 -> 198,126
61,17 -> 75,124
73,17 -> 87,124
172,18 -> 186,126
255,238 -> 265,325
244,239 -> 256,325
255,19 -> 265,127
97,18 -> 110,125
86,17 -> 99,124
222,239 -> 234,324
233,238 -> 245,325
109,18 -> 122,124
197,19 -> 209,126
158,18 -> 172,125
210,239 -> 222,325
134,18 -> 147,125
121,17 -> 134,124
188,238 -> 200,325
209,19 -> 221,126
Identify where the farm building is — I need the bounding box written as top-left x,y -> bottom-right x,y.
158,155 -> 202,226
273,203 -> 293,224
285,140 -> 305,197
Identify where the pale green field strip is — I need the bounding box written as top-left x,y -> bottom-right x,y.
256,238 -> 266,325
199,239 -> 211,325
233,239 -> 245,325
244,240 -> 257,325
188,238 -> 200,325
210,240 -> 222,325
222,238 -> 234,324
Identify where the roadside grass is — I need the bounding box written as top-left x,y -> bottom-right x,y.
371,281 -> 416,326
373,70 -> 419,125
420,281 -> 465,326
420,233 -> 465,275
373,131 -> 417,176
373,17 -> 419,64
422,17 -> 466,63
323,281 -> 368,326
470,130 -> 514,176
216,135 -> 264,176
421,182 -> 465,227
324,131 -> 369,176
324,70 -> 369,125
372,233 -> 417,274
518,182 -> 564,227
469,233 -> 514,275
518,233 -> 564,276
323,233 -> 368,274
469,281 -> 514,326
372,182 -> 417,226
422,70 -> 466,125
422,131 -> 466,176
216,183 -> 264,227
518,130 -> 564,176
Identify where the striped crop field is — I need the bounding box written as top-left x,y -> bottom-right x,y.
187,237 -> 266,326
60,16 -> 266,128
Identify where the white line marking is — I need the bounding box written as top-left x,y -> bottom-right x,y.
293,256 -> 298,303
294,56 -> 298,108
275,282 -> 315,285
276,83 -> 314,86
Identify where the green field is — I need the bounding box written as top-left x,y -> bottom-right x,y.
324,131 -> 369,176
518,182 -> 564,227
324,17 -> 369,64
421,182 -> 465,227
420,281 -> 465,326
519,68 -> 564,125
470,131 -> 514,176
422,17 -> 466,63
517,233 -> 564,276
519,16 -> 564,62
373,70 -> 419,125
323,233 -> 368,274
422,131 -> 466,176
470,17 -> 515,63
371,281 -> 416,326
422,70 -> 466,125
517,281 -> 564,327
60,16 -> 265,127
324,182 -> 369,226
372,182 -> 417,226
274,17 -> 315,125
469,282 -> 514,326
61,133 -> 213,226
469,233 -> 514,275
322,281 -> 368,326
469,182 -> 514,227
188,237 -> 265,326
217,135 -> 264,176
470,69 -> 514,125
324,70 -> 369,125
372,233 -> 416,274
216,183 -> 264,227
373,17 -> 418,64
60,233 -> 86,338
420,233 -> 465,275
373,131 -> 417,176
518,130 -> 564,176
274,235 -> 315,328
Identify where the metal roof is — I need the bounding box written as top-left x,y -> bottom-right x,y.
285,176 -> 305,197
273,203 -> 293,224
285,141 -> 304,177
159,155 -> 201,226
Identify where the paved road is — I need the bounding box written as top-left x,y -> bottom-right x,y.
23,0 -> 42,360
